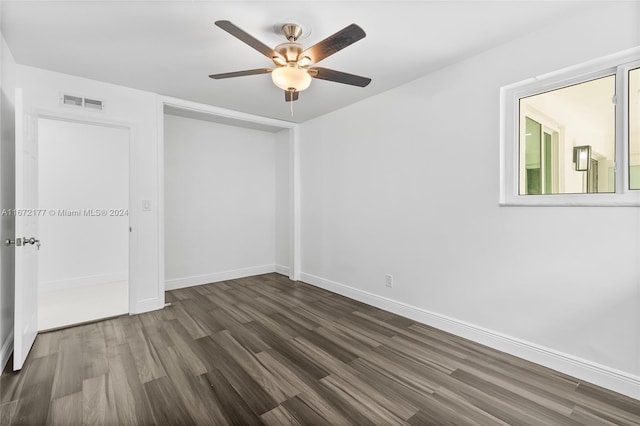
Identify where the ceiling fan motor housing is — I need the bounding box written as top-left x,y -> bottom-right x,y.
274,42 -> 305,64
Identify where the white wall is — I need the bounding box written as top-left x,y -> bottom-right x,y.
38,118 -> 128,291
164,114 -> 281,288
299,2 -> 640,398
0,25 -> 17,371
17,65 -> 162,314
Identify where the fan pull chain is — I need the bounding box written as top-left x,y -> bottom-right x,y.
290,90 -> 294,117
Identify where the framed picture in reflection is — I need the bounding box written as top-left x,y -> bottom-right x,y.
574,145 -> 591,171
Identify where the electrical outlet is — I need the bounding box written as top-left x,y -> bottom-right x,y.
385,274 -> 393,288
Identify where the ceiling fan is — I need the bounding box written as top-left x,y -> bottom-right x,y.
209,20 -> 372,103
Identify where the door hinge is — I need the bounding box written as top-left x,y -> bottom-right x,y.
612,94 -> 617,105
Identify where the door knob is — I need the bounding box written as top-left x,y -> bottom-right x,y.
23,237 -> 40,250
6,237 -> 41,250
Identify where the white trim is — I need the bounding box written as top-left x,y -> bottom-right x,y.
35,107 -> 131,130
165,265 -> 277,291
39,272 -> 127,293
500,45 -> 640,206
621,59 -> 640,190
1,329 -> 13,373
155,94 -> 165,310
300,272 -> 640,401
126,122 -> 137,318
132,297 -> 164,315
159,95 -> 296,130
275,264 -> 290,275
289,125 -> 301,281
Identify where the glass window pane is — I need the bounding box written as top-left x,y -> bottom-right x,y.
519,74 -> 616,195
630,67 -> 640,189
524,117 -> 541,194
544,132 -> 552,194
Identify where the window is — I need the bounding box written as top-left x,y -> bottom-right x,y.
519,75 -> 615,195
500,48 -> 640,206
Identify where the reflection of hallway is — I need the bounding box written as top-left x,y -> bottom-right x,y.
520,75 -> 616,195
38,281 -> 128,331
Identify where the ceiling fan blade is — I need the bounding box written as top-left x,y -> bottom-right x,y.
215,20 -> 282,60
310,67 -> 371,87
209,68 -> 273,79
301,24 -> 366,64
284,90 -> 299,102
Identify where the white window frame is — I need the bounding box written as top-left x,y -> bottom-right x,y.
500,46 -> 640,206
621,58 -> 640,191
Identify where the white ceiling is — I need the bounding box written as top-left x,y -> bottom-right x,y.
2,1 -> 591,123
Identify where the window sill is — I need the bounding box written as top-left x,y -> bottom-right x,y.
499,192 -> 640,207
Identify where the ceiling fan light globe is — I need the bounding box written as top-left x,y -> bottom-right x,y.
271,66 -> 311,91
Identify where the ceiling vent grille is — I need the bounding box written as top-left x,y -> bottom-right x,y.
61,93 -> 104,111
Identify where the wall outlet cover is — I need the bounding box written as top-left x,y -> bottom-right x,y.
385,274 -> 393,288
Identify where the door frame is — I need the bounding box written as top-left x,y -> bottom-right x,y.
156,95 -> 301,292
35,108 -> 135,317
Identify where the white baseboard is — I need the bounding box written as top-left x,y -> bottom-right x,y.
39,272 -> 128,293
1,329 -> 13,372
300,272 -> 640,401
165,265 -> 276,291
275,264 -> 290,276
132,297 -> 164,315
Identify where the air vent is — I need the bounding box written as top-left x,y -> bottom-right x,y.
83,98 -> 104,111
63,94 -> 83,107
60,93 -> 105,112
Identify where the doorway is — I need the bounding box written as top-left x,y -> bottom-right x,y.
37,118 -> 130,330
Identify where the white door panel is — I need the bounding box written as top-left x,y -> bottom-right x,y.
13,88 -> 39,370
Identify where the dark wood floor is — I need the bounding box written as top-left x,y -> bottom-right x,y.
1,273 -> 639,425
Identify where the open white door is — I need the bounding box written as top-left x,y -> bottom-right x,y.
13,88 -> 40,370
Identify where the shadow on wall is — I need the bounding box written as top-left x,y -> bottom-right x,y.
1,88 -> 16,365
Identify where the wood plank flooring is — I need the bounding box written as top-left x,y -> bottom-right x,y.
2,273 -> 639,425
